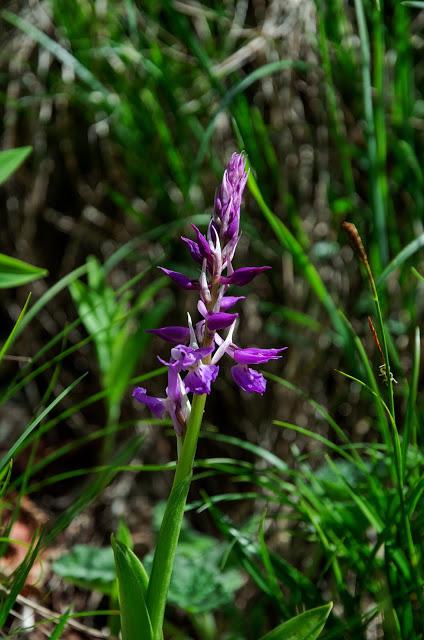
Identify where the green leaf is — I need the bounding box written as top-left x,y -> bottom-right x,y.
52,545 -> 116,594
13,262 -> 88,340
0,293 -> 31,364
0,146 -> 31,184
0,461 -> 12,499
259,603 -> 333,640
377,233 -> 424,287
112,536 -> 152,640
117,520 -> 134,550
52,515 -> 242,616
0,253 -> 47,289
106,297 -> 169,407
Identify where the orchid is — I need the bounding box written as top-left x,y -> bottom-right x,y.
118,154 -> 288,640
133,152 -> 286,434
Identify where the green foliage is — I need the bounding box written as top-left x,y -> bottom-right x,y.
144,537 -> 243,615
52,525 -> 244,615
52,545 -> 116,594
0,146 -> 31,185
69,256 -> 168,405
259,603 -> 332,640
0,253 -> 47,289
0,293 -> 31,364
0,373 -> 86,475
112,536 -> 152,640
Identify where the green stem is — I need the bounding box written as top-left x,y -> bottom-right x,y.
174,394 -> 207,485
146,393 -> 207,640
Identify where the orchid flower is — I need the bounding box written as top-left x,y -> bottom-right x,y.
133,152 -> 286,433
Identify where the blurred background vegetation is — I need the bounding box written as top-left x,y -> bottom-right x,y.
1,0 -> 424,638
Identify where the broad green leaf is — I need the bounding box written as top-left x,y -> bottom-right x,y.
259,603 -> 333,640
117,520 -> 133,550
0,146 -> 31,184
52,545 -> 116,594
112,536 -> 152,640
0,253 -> 47,289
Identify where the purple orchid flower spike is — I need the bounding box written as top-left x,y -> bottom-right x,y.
133,151 -> 286,435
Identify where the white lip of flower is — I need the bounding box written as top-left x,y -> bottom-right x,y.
212,319 -> 237,365
199,259 -> 211,304
187,312 -> 198,349
208,224 -> 222,274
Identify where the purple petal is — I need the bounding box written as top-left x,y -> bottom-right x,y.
166,365 -> 182,402
132,387 -> 166,417
191,225 -> 213,263
206,312 -> 238,331
158,267 -> 199,290
184,364 -> 219,395
147,326 -> 190,344
219,296 -> 245,311
220,266 -> 271,286
232,346 -> 287,364
231,365 -> 266,394
170,344 -> 213,369
181,237 -> 203,264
